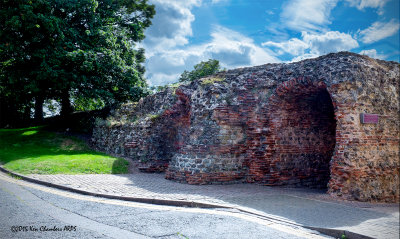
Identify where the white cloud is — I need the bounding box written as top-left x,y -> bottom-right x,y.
266,10 -> 275,15
143,0 -> 202,85
204,26 -> 279,67
302,31 -> 359,54
345,0 -> 390,14
290,53 -> 321,62
144,0 -> 201,51
151,0 -> 201,8
345,0 -> 387,9
145,26 -> 280,86
262,38 -> 309,56
147,73 -> 182,86
263,31 -> 359,61
281,0 -> 338,31
211,0 -> 228,3
145,49 -> 202,85
359,49 -> 387,59
358,19 -> 400,44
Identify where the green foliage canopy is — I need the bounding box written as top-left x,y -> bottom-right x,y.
0,0 -> 155,125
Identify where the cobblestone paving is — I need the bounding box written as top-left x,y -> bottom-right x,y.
29,172 -> 399,239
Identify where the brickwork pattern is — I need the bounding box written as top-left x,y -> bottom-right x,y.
253,79 -> 336,188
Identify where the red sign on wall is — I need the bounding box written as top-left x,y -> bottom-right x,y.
360,113 -> 379,124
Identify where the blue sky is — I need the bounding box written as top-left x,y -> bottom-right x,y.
142,0 -> 400,86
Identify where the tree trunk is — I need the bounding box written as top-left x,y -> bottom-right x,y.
23,104 -> 32,125
34,95 -> 44,123
60,90 -> 72,117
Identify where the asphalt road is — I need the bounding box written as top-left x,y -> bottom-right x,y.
0,173 -> 331,239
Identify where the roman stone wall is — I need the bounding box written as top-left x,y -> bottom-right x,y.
92,88 -> 183,170
92,52 -> 399,202
327,65 -> 400,202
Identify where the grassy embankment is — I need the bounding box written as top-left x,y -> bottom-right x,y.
0,126 -> 128,175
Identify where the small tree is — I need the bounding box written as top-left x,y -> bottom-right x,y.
179,59 -> 221,82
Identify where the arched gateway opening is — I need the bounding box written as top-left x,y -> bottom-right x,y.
262,78 -> 336,189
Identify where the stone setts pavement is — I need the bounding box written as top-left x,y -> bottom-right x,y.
24,172 -> 399,239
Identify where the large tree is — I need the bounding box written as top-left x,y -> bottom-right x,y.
0,0 -> 155,125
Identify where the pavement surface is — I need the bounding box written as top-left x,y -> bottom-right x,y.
1,167 -> 399,239
1,173 -> 331,239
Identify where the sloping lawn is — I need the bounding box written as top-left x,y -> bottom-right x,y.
0,127 -> 128,175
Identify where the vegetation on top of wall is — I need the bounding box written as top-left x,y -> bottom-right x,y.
146,113 -> 161,122
179,59 -> 223,82
169,82 -> 186,95
200,77 -> 226,85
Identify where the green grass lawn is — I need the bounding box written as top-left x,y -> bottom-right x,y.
0,126 -> 129,175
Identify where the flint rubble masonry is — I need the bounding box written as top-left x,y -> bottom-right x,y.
92,52 -> 400,202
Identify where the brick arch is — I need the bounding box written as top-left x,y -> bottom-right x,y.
248,77 -> 338,189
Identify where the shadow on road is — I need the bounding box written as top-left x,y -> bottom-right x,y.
113,170 -> 398,229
